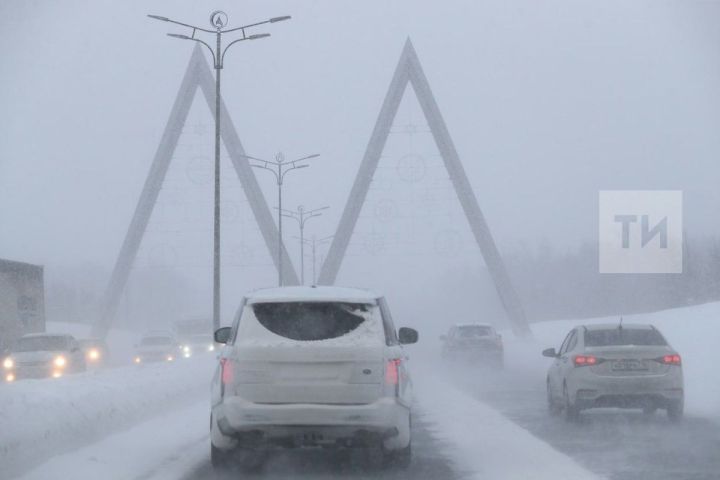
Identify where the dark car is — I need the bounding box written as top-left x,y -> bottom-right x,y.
441,323 -> 504,368
3,334 -> 87,381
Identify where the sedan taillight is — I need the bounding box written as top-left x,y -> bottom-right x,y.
573,355 -> 598,367
659,354 -> 681,365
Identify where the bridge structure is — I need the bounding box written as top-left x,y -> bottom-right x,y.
92,39 -> 531,339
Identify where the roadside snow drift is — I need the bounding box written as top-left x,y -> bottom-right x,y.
0,356 -> 215,479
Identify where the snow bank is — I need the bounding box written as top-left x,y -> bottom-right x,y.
15,401 -> 210,480
0,356 -> 215,479
414,372 -> 605,480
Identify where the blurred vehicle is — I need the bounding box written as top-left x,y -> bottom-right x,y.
210,286 -> 419,471
134,333 -> 179,364
440,323 -> 504,367
543,323 -> 684,422
3,333 -> 86,381
179,334 -> 215,358
78,338 -> 109,367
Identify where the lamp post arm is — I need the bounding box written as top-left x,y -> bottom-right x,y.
251,164 -> 280,184
221,37 -> 249,66
189,37 -> 217,66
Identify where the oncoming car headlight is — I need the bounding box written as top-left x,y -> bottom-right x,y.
208,344 -> 215,352
53,356 -> 67,368
88,349 -> 100,361
3,357 -> 14,370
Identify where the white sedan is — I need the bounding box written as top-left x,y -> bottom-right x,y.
210,286 -> 419,471
543,323 -> 684,422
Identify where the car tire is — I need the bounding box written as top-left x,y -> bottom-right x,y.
211,443 -> 265,472
667,399 -> 684,423
384,441 -> 412,469
547,380 -> 562,417
642,405 -> 658,416
563,383 -> 579,422
210,442 -> 232,470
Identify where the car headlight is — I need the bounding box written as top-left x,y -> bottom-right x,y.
88,349 -> 100,361
5,372 -> 15,382
182,346 -> 190,353
134,356 -> 141,364
3,357 -> 13,370
166,355 -> 174,362
208,344 -> 215,352
53,356 -> 67,368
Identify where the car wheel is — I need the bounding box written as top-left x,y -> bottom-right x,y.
563,383 -> 579,422
642,405 -> 658,416
384,441 -> 412,469
667,399 -> 684,423
210,442 -> 232,470
547,379 -> 561,417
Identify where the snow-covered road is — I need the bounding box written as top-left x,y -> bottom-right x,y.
8,301 -> 720,479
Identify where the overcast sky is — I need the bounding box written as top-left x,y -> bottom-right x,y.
2,1 -> 720,318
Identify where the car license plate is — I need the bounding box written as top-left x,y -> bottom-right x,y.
612,360 -> 647,371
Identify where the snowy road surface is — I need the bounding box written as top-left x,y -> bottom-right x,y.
8,302 -> 720,479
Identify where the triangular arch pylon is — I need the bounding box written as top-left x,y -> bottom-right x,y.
317,38 -> 531,337
92,45 -> 299,338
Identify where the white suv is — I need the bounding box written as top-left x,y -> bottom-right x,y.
210,286 -> 419,470
543,323 -> 684,422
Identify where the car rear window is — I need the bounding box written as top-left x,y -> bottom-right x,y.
252,302 -> 369,341
14,336 -> 68,352
458,326 -> 493,337
584,328 -> 667,347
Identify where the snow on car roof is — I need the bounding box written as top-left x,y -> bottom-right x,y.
20,333 -> 70,339
246,286 -> 380,304
583,323 -> 654,331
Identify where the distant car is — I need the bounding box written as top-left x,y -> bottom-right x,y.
440,323 -> 504,367
543,323 -> 684,422
210,286 -> 419,471
3,333 -> 86,381
78,338 -> 110,367
178,334 -> 216,358
134,333 -> 179,364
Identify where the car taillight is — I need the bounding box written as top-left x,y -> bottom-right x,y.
220,358 -> 233,385
660,354 -> 681,365
573,355 -> 598,367
385,358 -> 401,385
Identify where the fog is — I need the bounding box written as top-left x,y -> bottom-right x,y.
2,0 -> 720,331
2,2 -> 720,479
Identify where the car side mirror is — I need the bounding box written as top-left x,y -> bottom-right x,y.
398,327 -> 418,345
214,327 -> 232,344
542,347 -> 558,358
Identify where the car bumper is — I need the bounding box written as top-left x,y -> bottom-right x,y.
570,370 -> 683,408
212,396 -> 410,450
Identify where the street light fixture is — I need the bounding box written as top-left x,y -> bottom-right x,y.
281,206 -> 329,285
241,153 -> 321,286
148,11 -> 291,335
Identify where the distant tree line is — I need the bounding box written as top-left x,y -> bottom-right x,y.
504,236 -> 720,322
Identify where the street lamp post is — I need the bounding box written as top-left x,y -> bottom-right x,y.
281,206 -> 329,284
294,234 -> 334,285
147,11 -> 291,334
241,153 -> 321,286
